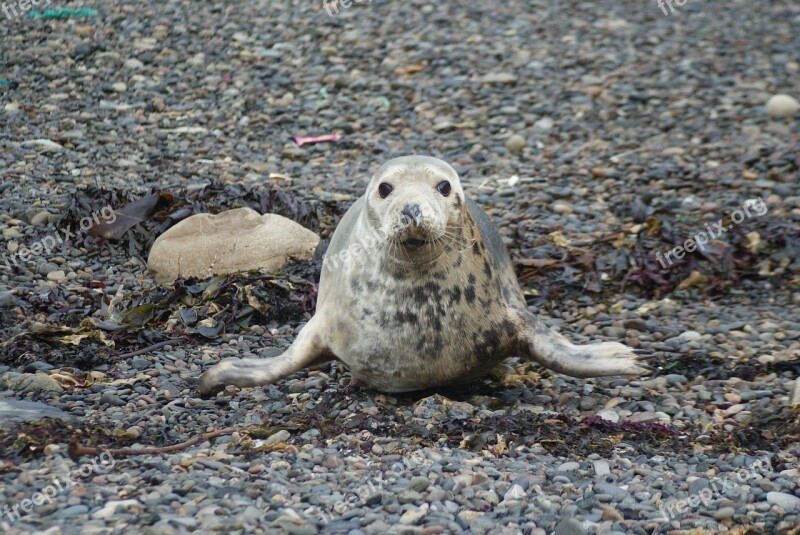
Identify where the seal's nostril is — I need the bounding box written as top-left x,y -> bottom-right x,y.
401,204 -> 422,226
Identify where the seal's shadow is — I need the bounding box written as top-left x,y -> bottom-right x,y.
348,374 -> 539,408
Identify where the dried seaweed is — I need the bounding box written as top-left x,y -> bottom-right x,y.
0,270 -> 318,369
0,418 -> 108,460
2,378 -> 795,463
0,182 -> 346,366
735,406 -> 800,453
120,271 -> 319,336
651,350 -> 800,381
513,208 -> 800,303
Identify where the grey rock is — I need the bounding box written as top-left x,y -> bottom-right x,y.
557,462 -> 581,472
37,262 -> 60,275
131,357 -> 150,370
100,392 -> 126,406
622,319 -> 648,332
767,492 -> 800,511
0,399 -> 76,429
408,476 -> 430,492
2,372 -> 63,394
593,483 -> 631,501
554,517 -> 587,535
689,478 -> 710,495
0,291 -> 18,307
714,506 -> 736,520
663,374 -> 688,386
62,504 -> 90,517
24,361 -> 55,372
264,429 -> 290,445
603,327 -> 627,338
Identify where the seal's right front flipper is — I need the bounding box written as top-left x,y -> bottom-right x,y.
198,318 -> 333,397
513,310 -> 648,379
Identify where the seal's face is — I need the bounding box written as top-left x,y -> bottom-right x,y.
366,156 -> 465,262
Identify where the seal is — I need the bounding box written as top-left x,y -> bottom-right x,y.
199,156 -> 646,395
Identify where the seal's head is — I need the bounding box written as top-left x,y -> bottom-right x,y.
365,156 -> 466,260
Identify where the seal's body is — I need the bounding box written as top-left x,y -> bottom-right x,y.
199,156 -> 645,395
317,195 -> 521,391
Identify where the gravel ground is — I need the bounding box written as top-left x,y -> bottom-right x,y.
1,0 -> 799,534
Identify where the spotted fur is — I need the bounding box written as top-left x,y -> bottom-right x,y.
198,156 -> 646,396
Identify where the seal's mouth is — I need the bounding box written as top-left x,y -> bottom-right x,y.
402,238 -> 427,248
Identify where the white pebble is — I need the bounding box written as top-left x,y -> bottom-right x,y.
553,201 -> 573,215
92,499 -> 141,519
123,58 -> 144,70
595,409 -> 620,423
593,459 -> 611,476
22,139 -> 63,152
504,484 -> 527,501
557,461 -> 580,471
677,330 -> 702,342
505,134 -> 527,153
47,270 -> 66,281
30,211 -> 51,226
766,94 -> 799,118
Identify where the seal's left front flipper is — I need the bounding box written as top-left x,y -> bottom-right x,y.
513,309 -> 649,378
198,316 -> 333,397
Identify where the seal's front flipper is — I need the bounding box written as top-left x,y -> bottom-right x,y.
198,318 -> 333,397
513,310 -> 648,378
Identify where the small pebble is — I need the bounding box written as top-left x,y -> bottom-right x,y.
505,134 -> 527,153
766,94 -> 800,117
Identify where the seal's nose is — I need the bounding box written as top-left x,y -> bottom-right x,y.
401,204 -> 423,226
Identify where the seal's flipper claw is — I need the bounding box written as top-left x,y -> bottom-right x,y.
197,318 -> 333,396
632,349 -> 660,360
515,311 -> 648,379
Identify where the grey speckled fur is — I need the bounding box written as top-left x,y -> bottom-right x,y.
199,156 -> 646,396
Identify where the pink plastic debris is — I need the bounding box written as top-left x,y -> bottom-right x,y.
294,134 -> 342,146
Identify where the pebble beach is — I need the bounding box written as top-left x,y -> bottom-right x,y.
1,1 -> 799,534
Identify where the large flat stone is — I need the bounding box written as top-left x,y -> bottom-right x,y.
0,399 -> 76,430
1,372 -> 64,394
147,208 -> 319,284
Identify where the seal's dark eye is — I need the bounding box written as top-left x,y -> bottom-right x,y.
436,180 -> 451,196
378,183 -> 393,198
